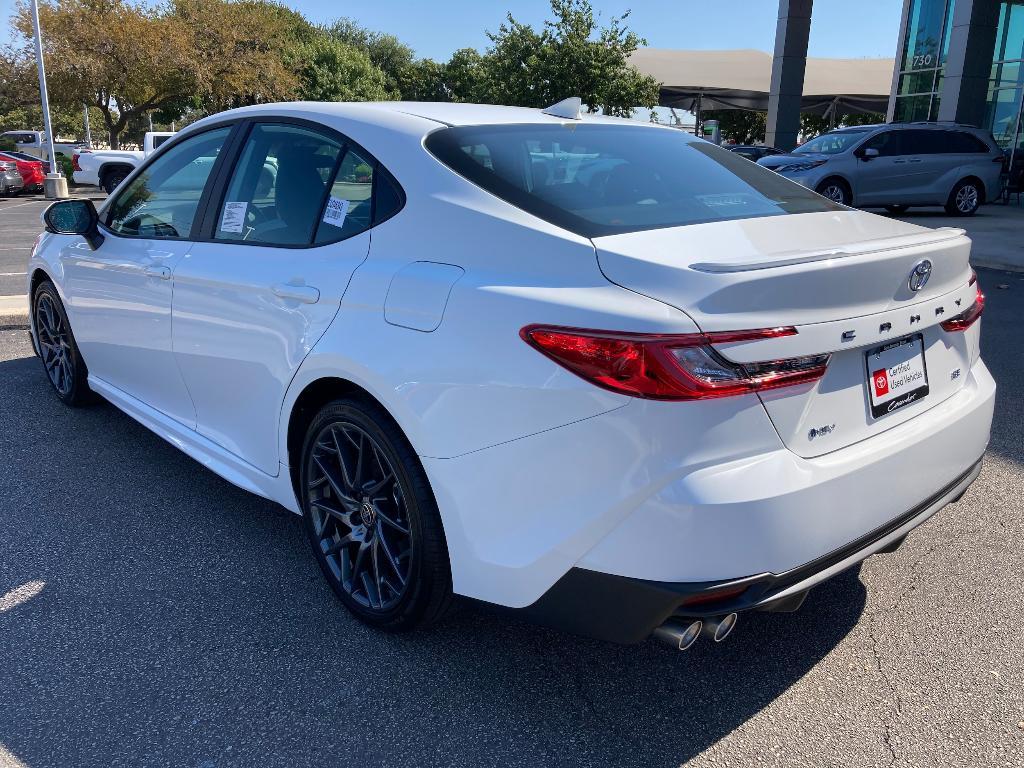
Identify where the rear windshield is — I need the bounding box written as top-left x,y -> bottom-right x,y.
424,123 -> 842,238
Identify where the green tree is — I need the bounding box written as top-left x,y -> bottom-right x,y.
704,110 -> 767,145
297,36 -> 396,102
323,18 -> 416,96
399,59 -> 449,102
0,45 -> 37,117
14,0 -> 198,148
479,0 -> 659,115
442,48 -> 491,103
170,0 -> 306,115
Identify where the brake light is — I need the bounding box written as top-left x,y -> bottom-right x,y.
941,277 -> 984,332
72,153 -> 81,171
520,325 -> 830,401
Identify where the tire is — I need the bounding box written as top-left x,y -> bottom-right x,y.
815,178 -> 851,206
300,398 -> 454,631
884,205 -> 910,215
102,169 -> 129,195
33,281 -> 93,406
946,179 -> 981,216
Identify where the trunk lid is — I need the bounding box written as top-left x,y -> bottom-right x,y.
593,210 -> 978,457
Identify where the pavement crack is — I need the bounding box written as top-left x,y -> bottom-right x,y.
867,615 -> 902,767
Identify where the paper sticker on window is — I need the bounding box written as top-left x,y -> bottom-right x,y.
323,197 -> 350,228
220,201 -> 248,233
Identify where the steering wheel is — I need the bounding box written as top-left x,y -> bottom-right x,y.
123,213 -> 179,239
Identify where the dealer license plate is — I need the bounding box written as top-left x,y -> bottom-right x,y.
865,334 -> 930,418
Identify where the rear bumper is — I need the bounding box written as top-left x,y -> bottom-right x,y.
426,358 -> 994,628
517,458 -> 982,644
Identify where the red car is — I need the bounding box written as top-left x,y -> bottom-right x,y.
0,151 -> 45,192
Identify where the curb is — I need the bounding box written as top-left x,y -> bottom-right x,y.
0,295 -> 29,330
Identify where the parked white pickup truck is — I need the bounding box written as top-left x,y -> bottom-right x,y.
72,131 -> 175,192
1,130 -> 87,164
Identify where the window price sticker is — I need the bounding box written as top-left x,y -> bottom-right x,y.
220,201 -> 248,233
323,197 -> 350,227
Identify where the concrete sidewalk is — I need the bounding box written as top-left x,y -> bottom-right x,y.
0,295 -> 29,329
895,202 -> 1024,273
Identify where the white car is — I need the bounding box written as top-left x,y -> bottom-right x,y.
29,101 -> 994,649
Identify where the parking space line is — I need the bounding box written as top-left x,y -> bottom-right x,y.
0,272 -> 28,277
0,201 -> 50,212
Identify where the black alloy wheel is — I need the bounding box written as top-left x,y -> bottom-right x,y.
33,281 -> 91,405
301,399 -> 453,630
103,170 -> 129,195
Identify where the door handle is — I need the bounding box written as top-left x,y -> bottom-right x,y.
144,265 -> 171,280
907,158 -> 922,163
894,159 -> 907,164
272,283 -> 320,304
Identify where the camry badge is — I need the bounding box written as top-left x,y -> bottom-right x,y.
908,260 -> 932,292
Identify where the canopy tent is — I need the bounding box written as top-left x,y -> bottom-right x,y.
628,49 -> 894,117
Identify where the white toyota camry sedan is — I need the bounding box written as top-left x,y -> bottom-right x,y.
29,100 -> 994,649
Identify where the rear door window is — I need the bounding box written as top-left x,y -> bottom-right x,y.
214,123 -> 343,246
425,123 -> 841,238
943,131 -> 989,153
213,123 -> 403,247
313,147 -> 374,244
902,129 -> 946,154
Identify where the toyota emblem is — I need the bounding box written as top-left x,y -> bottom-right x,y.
908,260 -> 932,292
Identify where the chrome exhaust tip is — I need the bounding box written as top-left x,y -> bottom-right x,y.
701,613 -> 738,643
652,619 -> 703,651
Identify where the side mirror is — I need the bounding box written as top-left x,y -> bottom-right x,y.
858,147 -> 880,160
43,199 -> 104,250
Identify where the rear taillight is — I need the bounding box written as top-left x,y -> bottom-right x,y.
72,153 -> 81,171
520,325 -> 830,401
941,274 -> 984,332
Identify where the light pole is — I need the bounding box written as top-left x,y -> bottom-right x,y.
30,0 -> 67,197
29,0 -> 57,172
83,104 -> 92,147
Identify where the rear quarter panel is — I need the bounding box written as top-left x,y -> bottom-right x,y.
283,160 -> 699,462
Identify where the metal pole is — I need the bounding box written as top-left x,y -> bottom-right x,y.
29,0 -> 59,175
694,93 -> 702,137
148,113 -> 154,132
83,104 -> 92,147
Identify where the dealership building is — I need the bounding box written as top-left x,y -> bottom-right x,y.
633,0 -> 1023,157
889,0 -> 1024,153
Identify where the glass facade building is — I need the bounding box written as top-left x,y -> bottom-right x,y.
893,0 -> 956,121
988,1 -> 1024,151
893,0 -> 1024,157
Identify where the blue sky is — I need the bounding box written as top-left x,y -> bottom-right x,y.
2,0 -> 903,60
279,0 -> 903,61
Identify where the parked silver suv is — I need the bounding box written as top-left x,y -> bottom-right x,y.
758,122 -> 1004,215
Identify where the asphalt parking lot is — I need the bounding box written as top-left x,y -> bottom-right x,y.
1,207 -> 1023,767
0,192 -> 106,297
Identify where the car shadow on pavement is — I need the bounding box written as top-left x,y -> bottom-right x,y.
0,351 -> 866,768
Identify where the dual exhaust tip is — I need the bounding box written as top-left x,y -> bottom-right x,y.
652,613 -> 738,650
